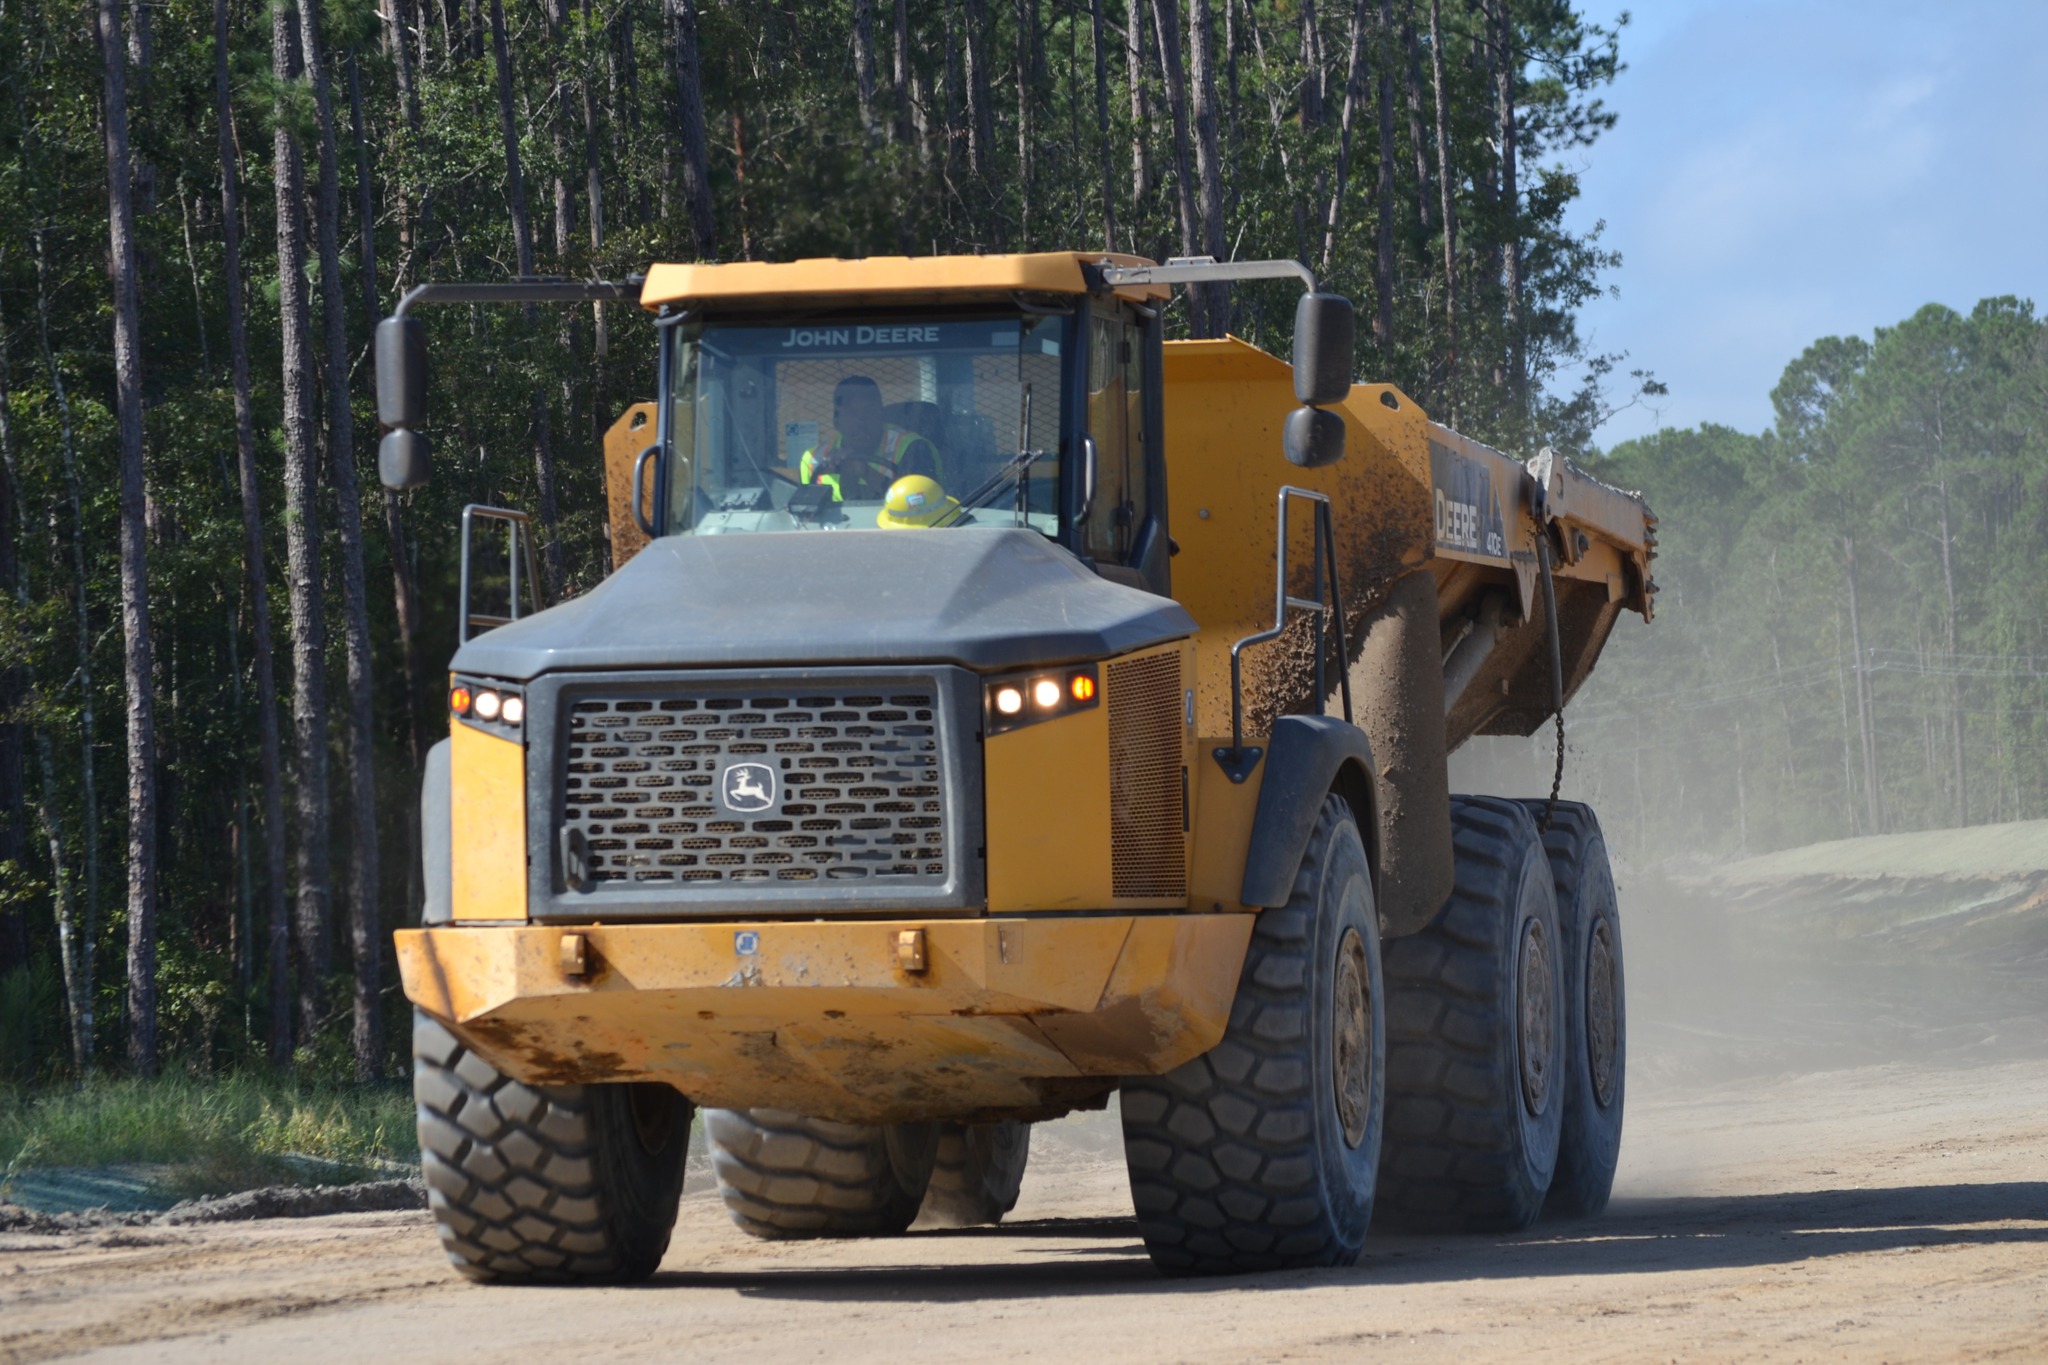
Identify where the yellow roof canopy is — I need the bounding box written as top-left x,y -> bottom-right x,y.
637,251 -> 1170,311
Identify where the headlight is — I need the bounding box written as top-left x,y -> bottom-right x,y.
984,666 -> 1100,735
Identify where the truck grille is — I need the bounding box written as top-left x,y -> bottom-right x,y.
562,687 -> 948,887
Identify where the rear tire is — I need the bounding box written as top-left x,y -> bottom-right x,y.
1518,800 -> 1626,1219
705,1109 -> 939,1239
1120,793 -> 1385,1275
412,1011 -> 691,1283
919,1121 -> 1031,1227
1375,796 -> 1565,1233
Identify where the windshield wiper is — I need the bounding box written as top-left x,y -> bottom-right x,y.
936,447 -> 1053,526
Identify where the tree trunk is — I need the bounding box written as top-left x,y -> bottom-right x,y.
1372,0 -> 1395,345
217,0 -> 293,1070
1400,1 -> 1431,235
1317,0 -> 1365,280
963,0 -> 994,184
663,0 -> 717,255
1933,430 -> 1966,826
853,0 -> 878,138
1187,0 -> 1227,333
1125,0 -> 1150,207
1090,0 -> 1116,248
1490,0 -> 1522,410
1014,0 -> 1036,239
1427,0 -> 1457,422
29,231 -> 100,1068
1298,0 -> 1324,126
98,0 -> 161,1076
297,0 -> 385,1080
0,305 -> 26,978
1843,534 -> 1881,833
892,0 -> 912,143
1149,0 -> 1199,320
274,0 -> 331,1062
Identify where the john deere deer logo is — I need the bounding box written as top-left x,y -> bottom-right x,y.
721,762 -> 777,813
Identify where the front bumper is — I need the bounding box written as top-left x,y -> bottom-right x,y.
397,913 -> 1253,1125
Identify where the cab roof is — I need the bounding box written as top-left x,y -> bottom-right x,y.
637,251 -> 1171,311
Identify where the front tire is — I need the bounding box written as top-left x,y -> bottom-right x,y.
705,1109 -> 939,1239
1375,796 -> 1565,1233
920,1121 -> 1031,1227
412,1012 -> 691,1283
1120,793 -> 1385,1275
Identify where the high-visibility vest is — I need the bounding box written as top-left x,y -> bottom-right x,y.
800,426 -> 939,500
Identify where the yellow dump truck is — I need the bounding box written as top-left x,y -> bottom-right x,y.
375,252 -> 1655,1281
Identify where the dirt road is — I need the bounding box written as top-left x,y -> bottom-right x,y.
10,846 -> 2048,1364
5,1054 -> 2045,1365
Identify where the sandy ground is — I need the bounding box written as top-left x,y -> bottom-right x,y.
2,1056 -> 2043,1365
7,846 -> 2048,1364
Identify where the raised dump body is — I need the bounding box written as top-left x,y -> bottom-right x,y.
382,251 -> 1654,1283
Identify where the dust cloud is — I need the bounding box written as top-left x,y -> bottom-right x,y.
1453,732 -> 2048,1093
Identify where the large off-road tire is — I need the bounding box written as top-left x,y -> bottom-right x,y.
1518,800 -> 1626,1219
412,1011 -> 691,1283
919,1121 -> 1032,1227
705,1109 -> 939,1239
1120,793 -> 1385,1276
1375,795 -> 1565,1233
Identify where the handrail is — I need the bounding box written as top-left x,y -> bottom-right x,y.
459,504 -> 543,644
1214,485 -> 1353,783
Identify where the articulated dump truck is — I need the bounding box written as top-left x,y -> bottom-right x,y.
374,252 -> 1655,1281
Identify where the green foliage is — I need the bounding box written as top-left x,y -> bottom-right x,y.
0,0 -> 1637,1082
1549,298 -> 2048,862
0,1072 -> 416,1198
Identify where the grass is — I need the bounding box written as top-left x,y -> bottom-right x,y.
0,1072 -> 418,1203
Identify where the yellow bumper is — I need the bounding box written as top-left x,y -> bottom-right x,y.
397,914 -> 1253,1125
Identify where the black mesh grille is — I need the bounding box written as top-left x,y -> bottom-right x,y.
561,688 -> 947,886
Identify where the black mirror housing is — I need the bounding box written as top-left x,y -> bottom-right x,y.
375,316 -> 427,428
1291,293 -> 1355,407
379,428 -> 431,489
1283,406 -> 1346,468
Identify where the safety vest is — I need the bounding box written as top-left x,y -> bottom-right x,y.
800,426 -> 938,501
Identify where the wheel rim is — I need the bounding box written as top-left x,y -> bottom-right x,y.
1517,917 -> 1554,1119
1332,927 -> 1373,1149
1586,917 -> 1620,1108
626,1084 -> 678,1155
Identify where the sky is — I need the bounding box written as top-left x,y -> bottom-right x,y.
1562,1 -> 2048,448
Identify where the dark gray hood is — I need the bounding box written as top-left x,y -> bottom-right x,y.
453,528 -> 1195,680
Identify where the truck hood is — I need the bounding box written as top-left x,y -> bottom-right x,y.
451,528 -> 1195,680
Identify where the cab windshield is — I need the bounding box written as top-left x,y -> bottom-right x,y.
663,311 -> 1067,536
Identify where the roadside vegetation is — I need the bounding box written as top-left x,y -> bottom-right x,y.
0,1071 -> 416,1203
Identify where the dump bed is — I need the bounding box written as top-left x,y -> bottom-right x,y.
1161,337 -> 1655,749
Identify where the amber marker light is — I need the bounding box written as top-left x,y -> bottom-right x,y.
474,689 -> 503,721
449,685 -> 473,717
1070,674 -> 1097,702
994,685 -> 1024,715
1032,678 -> 1062,709
501,695 -> 525,727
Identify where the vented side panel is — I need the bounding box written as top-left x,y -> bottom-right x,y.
1107,651 -> 1187,899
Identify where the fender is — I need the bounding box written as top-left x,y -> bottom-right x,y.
1237,715 -> 1382,910
420,738 -> 453,926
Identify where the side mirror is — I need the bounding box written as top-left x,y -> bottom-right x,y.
376,317 -> 430,490
375,317 -> 427,427
1291,293 -> 1355,407
1283,406 -> 1346,468
380,428 -> 432,489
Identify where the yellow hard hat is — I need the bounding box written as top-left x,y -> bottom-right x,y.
876,473 -> 960,529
